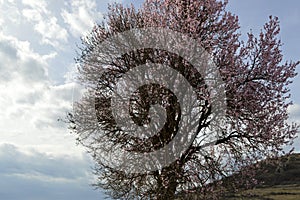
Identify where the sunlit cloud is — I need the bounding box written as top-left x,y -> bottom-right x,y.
61,0 -> 103,37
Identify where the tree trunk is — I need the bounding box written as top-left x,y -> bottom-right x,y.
156,163 -> 181,200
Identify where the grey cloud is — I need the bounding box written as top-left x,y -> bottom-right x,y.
0,36 -> 48,83
0,41 -> 18,60
0,40 -> 18,82
0,144 -> 86,179
0,143 -> 106,200
19,58 -> 47,82
0,173 -> 105,200
15,90 -> 43,105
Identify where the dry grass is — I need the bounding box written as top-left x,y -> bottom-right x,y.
223,184 -> 300,200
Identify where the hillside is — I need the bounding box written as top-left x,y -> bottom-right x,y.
253,153 -> 300,186
175,154 -> 300,199
223,153 -> 300,200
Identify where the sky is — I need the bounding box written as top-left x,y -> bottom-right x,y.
0,0 -> 299,199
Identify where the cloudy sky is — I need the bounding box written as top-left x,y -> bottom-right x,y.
0,0 -> 299,199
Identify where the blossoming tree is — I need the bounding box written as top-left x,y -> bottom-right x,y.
69,0 -> 299,199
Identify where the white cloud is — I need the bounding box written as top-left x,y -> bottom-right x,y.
288,103 -> 300,120
35,17 -> 69,45
0,81 -> 84,155
22,0 -> 48,13
22,8 -> 42,21
0,33 -> 83,156
61,0 -> 103,37
29,83 -> 83,130
21,0 -> 68,48
0,3 -> 117,199
0,16 -> 3,27
0,0 -> 22,27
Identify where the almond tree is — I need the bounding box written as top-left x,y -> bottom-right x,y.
69,0 -> 299,199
